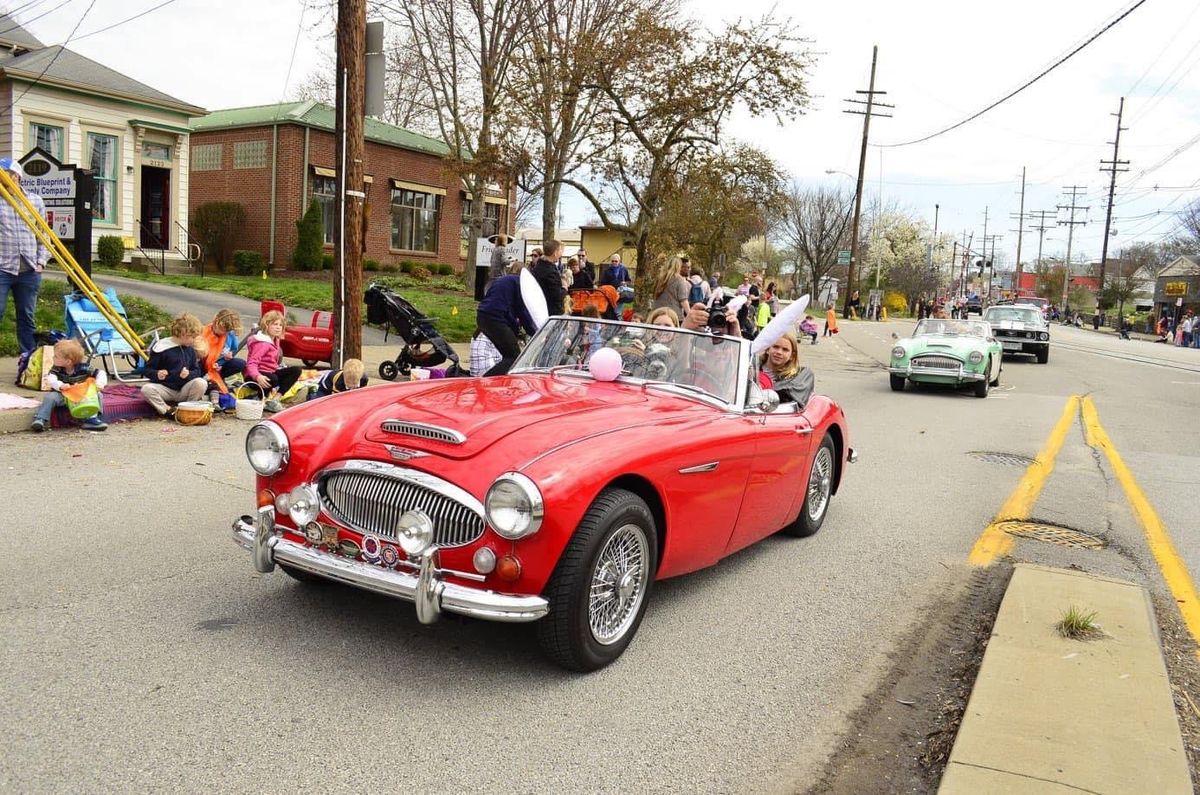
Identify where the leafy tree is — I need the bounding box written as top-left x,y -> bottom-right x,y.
293,200 -> 325,271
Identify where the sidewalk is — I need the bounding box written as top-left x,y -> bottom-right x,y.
940,564 -> 1192,793
0,342 -> 471,434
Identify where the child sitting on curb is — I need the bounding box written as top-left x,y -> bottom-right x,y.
201,308 -> 245,405
31,339 -> 108,432
141,313 -> 209,418
308,358 -> 368,399
245,310 -> 302,412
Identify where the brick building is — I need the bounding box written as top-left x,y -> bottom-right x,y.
189,101 -> 514,270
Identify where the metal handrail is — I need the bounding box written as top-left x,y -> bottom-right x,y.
174,219 -> 204,275
135,219 -> 167,275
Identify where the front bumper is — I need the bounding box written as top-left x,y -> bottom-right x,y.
889,364 -> 985,381
232,509 -> 549,624
996,337 -> 1049,353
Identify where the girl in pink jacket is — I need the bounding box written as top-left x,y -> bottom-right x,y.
245,310 -> 302,406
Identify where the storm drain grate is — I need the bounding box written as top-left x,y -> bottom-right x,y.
968,451 -> 1036,467
997,520 -> 1106,550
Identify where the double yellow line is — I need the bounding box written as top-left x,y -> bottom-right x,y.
971,394 -> 1200,656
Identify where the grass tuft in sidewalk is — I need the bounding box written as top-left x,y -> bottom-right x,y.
1055,605 -> 1106,640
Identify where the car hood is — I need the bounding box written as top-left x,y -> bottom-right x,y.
357,373 -> 657,459
900,334 -> 986,355
987,317 -> 1044,332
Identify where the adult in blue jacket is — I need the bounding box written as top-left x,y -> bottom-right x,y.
476,274 -> 537,376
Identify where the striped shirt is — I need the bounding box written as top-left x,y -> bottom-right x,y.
0,187 -> 49,275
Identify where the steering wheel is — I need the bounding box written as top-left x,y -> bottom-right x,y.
677,366 -> 723,397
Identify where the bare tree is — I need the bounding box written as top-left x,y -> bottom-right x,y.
778,183 -> 853,298
381,0 -> 527,293
560,10 -> 814,308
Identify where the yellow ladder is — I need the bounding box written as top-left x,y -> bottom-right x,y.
0,167 -> 147,359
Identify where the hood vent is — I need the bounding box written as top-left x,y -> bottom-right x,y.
380,419 -> 466,445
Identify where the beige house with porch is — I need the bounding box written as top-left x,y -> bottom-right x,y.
0,13 -> 204,267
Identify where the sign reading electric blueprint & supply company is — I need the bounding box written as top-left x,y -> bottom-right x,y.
18,147 -> 77,205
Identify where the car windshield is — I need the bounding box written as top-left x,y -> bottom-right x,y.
985,307 -> 1040,324
914,319 -> 990,338
511,317 -> 744,404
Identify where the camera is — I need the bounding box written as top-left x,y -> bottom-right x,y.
706,296 -> 732,334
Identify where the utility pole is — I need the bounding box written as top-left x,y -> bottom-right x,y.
1057,185 -> 1089,311
961,230 -> 973,298
842,45 -> 893,318
979,206 -> 989,306
1098,96 -> 1129,298
333,0 -> 367,365
1010,166 -> 1027,294
984,234 -> 1003,300
1028,209 -> 1055,278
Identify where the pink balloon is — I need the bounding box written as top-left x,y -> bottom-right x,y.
588,347 -> 623,381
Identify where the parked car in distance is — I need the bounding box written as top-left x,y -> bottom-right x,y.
965,296 -> 983,315
889,318 -> 1002,398
1014,296 -> 1050,318
233,316 -> 855,671
985,304 -> 1051,363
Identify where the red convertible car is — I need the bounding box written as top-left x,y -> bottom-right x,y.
233,316 -> 854,670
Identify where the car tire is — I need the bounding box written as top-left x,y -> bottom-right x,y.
279,563 -> 329,585
538,488 -> 657,672
1036,346 -> 1049,364
889,374 -> 905,391
784,434 -> 836,538
378,360 -> 399,380
974,360 -> 990,398
990,364 -> 1001,387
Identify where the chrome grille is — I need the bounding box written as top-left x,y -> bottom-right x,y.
319,468 -> 484,548
380,420 -> 465,445
913,355 -> 961,370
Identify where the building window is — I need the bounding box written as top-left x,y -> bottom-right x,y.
233,140 -> 268,169
391,188 -> 440,253
142,142 -> 172,161
312,175 -> 336,245
192,144 -> 222,171
86,132 -> 119,224
29,122 -> 64,160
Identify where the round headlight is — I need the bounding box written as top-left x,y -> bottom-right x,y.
968,351 -> 984,364
287,484 -> 320,526
246,422 -> 289,476
891,346 -> 906,359
1039,332 -> 1049,341
396,509 -> 434,556
485,472 -> 544,540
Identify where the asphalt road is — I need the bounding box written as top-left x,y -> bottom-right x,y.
2,316 -> 1197,792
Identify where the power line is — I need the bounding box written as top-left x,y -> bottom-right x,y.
878,0 -> 1149,149
71,0 -> 183,42
0,0 -> 74,37
11,0 -> 96,106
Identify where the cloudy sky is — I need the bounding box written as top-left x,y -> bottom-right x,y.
9,0 -> 1200,267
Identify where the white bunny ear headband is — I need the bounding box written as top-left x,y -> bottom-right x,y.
520,268 -> 550,329
751,294 -> 811,355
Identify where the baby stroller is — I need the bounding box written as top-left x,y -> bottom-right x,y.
364,283 -> 464,380
569,286 -> 620,320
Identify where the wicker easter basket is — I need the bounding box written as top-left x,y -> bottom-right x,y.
175,401 -> 214,426
234,383 -> 266,421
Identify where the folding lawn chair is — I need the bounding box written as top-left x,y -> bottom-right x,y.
64,289 -> 161,382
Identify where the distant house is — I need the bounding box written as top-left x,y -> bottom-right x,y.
189,101 -> 515,270
579,225 -> 638,272
0,13 -> 205,264
1154,255 -> 1200,318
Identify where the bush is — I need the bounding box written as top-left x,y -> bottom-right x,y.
411,266 -> 432,280
191,201 -> 246,272
96,235 -> 125,268
364,259 -> 381,272
292,200 -> 324,271
883,291 -> 908,316
233,249 -> 267,276
400,261 -> 415,274
382,261 -> 401,273
436,263 -> 454,275
321,253 -> 335,271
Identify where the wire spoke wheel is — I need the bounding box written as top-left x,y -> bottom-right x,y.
588,523 -> 649,645
806,444 -> 833,524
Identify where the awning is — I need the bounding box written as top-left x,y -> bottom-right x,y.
391,178 -> 445,196
462,190 -> 508,205
311,165 -> 372,183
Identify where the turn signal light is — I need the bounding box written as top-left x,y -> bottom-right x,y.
496,554 -> 522,582
256,489 -> 276,508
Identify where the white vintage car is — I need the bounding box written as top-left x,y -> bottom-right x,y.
983,304 -> 1050,363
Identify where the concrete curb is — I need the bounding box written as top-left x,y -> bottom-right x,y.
939,564 -> 1192,793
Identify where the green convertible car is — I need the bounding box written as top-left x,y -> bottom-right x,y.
889,318 -> 1003,398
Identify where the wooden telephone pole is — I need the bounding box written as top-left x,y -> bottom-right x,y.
842,46 -> 892,318
334,0 -> 366,365
1098,96 -> 1129,297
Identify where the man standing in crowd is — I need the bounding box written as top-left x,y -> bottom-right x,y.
576,248 -> 596,285
532,240 -> 567,317
0,158 -> 47,355
600,253 -> 631,289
